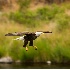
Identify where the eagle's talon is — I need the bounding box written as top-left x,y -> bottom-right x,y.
34,46 -> 37,50
35,48 -> 37,50
26,47 -> 28,51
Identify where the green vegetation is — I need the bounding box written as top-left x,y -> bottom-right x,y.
0,1 -> 70,63
17,0 -> 31,11
9,4 -> 68,27
9,11 -> 39,27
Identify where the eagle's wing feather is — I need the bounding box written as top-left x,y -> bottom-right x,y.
5,32 -> 36,36
5,31 -> 52,36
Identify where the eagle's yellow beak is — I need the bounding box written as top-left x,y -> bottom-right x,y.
42,33 -> 44,34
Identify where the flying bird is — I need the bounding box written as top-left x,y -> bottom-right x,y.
5,31 -> 52,51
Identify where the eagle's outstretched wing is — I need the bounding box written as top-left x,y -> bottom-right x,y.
5,32 -> 35,36
5,31 -> 52,36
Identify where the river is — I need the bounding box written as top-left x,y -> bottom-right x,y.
0,63 -> 70,69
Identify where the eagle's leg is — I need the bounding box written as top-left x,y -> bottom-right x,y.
29,40 -> 37,50
23,40 -> 28,51
29,40 -> 33,46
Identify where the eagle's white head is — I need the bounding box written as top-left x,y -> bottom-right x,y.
35,32 -> 43,37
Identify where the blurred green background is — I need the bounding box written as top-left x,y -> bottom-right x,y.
0,0 -> 70,63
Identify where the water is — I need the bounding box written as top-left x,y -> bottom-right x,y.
0,63 -> 70,69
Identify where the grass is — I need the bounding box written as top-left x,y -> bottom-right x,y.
0,2 -> 70,63
54,14 -> 70,32
0,23 -> 70,63
17,0 -> 31,11
9,10 -> 40,27
9,3 -> 68,28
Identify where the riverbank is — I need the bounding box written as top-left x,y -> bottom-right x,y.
0,62 -> 70,69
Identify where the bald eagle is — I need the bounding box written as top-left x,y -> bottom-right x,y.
5,31 -> 52,51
